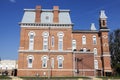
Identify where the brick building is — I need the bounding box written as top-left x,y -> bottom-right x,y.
18,6 -> 112,77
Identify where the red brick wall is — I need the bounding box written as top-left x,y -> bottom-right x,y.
53,6 -> 59,23
73,32 -> 103,70
19,27 -> 72,51
18,6 -> 112,77
35,6 -> 41,23
18,52 -> 73,77
74,53 -> 94,76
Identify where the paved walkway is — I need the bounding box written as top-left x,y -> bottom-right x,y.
9,76 -> 23,80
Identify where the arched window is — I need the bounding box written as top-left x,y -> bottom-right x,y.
82,35 -> 86,45
41,55 -> 48,68
27,55 -> 34,68
57,55 -> 64,68
93,36 -> 97,44
28,31 -> 35,50
42,32 -> 49,50
103,20 -> 106,26
94,60 -> 98,69
83,48 -> 87,52
57,32 -> 64,51
51,36 -> 54,47
94,48 -> 97,55
72,40 -> 76,51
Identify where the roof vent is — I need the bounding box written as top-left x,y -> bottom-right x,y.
100,10 -> 107,18
90,23 -> 96,30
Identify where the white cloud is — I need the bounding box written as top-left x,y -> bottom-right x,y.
9,0 -> 16,3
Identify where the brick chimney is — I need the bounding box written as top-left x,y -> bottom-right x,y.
35,5 -> 41,23
53,6 -> 59,23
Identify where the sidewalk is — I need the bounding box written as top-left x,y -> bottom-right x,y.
9,76 -> 23,80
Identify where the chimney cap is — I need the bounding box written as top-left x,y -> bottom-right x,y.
53,6 -> 59,10
36,5 -> 41,9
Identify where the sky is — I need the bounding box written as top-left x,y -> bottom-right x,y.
0,0 -> 120,60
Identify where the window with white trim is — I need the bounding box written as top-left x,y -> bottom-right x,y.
93,36 -> 97,44
57,32 -> 64,51
94,48 -> 97,55
94,60 -> 98,69
42,32 -> 49,50
83,48 -> 87,52
51,58 -> 54,69
41,56 -> 48,68
51,36 -> 54,47
57,56 -> 64,68
28,31 -> 35,50
27,55 -> 34,68
72,40 -> 76,50
82,35 -> 86,45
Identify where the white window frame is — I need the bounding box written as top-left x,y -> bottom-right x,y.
57,32 -> 64,51
27,55 -> 34,68
94,60 -> 98,69
51,36 -> 54,47
94,48 -> 97,55
93,36 -> 97,45
41,55 -> 48,68
72,40 -> 76,51
42,32 -> 49,50
82,35 -> 86,45
28,31 -> 35,50
57,55 -> 64,68
83,48 -> 87,52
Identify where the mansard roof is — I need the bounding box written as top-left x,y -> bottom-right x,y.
21,9 -> 72,24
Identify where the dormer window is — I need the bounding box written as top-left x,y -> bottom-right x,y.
46,16 -> 49,20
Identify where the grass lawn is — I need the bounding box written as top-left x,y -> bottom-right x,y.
0,75 -> 12,79
97,76 -> 120,79
21,76 -> 91,80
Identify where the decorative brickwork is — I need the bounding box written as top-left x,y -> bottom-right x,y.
18,6 -> 112,77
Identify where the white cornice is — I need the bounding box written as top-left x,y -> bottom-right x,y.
18,69 -> 73,71
99,29 -> 110,32
102,54 -> 111,57
24,9 -> 70,12
19,23 -> 73,28
18,50 -> 73,53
